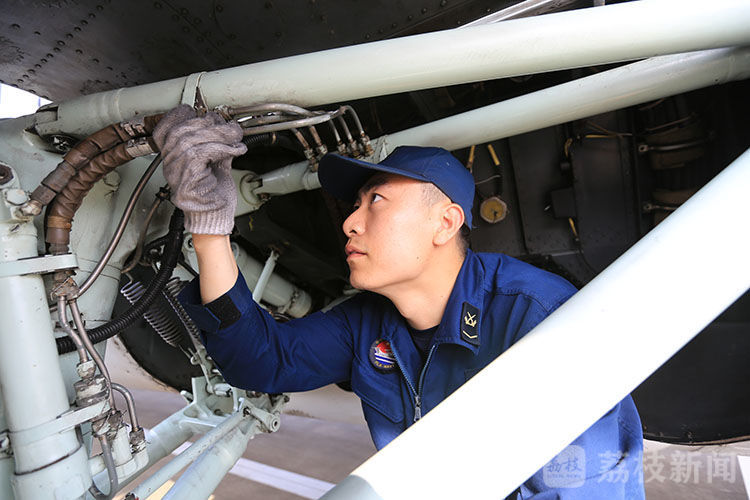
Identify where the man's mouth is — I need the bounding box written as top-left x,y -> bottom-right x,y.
345,245 -> 366,260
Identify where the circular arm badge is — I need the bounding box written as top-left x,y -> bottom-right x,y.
369,339 -> 397,372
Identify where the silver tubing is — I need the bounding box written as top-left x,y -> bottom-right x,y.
111,383 -> 140,430
57,296 -> 90,363
241,112 -> 336,135
229,103 -> 315,117
89,435 -> 118,500
76,154 -> 163,298
68,299 -> 115,408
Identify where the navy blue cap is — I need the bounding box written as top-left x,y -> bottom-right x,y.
318,146 -> 474,228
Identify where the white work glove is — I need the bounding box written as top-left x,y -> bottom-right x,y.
152,105 -> 247,235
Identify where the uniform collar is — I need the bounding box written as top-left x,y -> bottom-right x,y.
432,249 -> 485,355
382,249 -> 485,355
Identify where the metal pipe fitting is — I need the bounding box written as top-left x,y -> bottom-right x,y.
111,383 -> 140,431
69,299 -> 115,408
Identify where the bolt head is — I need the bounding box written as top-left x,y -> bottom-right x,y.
4,189 -> 28,206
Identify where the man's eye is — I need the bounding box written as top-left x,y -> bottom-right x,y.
372,193 -> 383,203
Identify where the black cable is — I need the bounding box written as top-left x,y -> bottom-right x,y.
56,209 -> 184,354
243,133 -> 275,149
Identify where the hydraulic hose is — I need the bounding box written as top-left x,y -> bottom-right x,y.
56,208 -> 184,354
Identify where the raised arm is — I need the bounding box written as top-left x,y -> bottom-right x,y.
153,105 -> 355,392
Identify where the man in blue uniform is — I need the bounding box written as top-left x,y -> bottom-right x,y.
154,105 -> 645,498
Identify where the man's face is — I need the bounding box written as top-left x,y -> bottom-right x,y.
342,173 -> 438,294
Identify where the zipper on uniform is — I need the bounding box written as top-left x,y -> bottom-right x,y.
413,345 -> 437,422
392,347 -> 421,422
392,342 -> 438,423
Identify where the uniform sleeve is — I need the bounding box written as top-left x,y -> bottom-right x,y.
178,270 -> 355,393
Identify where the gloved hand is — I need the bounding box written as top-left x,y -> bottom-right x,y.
152,104 -> 247,235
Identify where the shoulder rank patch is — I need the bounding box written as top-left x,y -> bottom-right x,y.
369,339 -> 397,371
461,302 -> 480,346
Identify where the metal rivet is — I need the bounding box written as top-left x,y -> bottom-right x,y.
81,19 -> 88,25
196,36 -> 203,42
22,74 -> 28,78
440,0 -> 447,5
228,33 -> 236,40
92,58 -> 99,63
407,15 -> 413,21
75,49 -> 83,54
391,22 -> 397,28
65,33 -> 73,39
28,69 -> 35,74
57,40 -> 65,46
106,66 -> 113,70
329,29 -> 335,36
46,53 -> 53,58
41,58 -> 47,63
34,64 -> 41,68
171,14 -> 179,21
422,7 -> 428,13
34,30 -> 41,35
53,47 -> 61,52
88,13 -> 96,19
365,33 -> 371,39
181,26 -> 190,33
180,8 -> 188,15
74,26 -> 81,32
216,4 -> 223,12
96,4 -> 104,11
11,24 -> 20,30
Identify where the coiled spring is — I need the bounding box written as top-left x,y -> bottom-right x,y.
120,278 -> 186,348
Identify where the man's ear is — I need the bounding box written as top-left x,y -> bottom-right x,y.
433,203 -> 465,247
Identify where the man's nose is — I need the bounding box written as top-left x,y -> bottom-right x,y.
342,207 -> 364,236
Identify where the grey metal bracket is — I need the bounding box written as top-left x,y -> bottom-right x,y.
10,400 -> 108,447
0,253 -> 78,279
181,72 -> 207,111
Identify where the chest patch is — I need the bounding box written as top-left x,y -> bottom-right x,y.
369,339 -> 397,371
461,302 -> 480,346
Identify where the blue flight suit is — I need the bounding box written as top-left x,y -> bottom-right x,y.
180,249 -> 645,498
